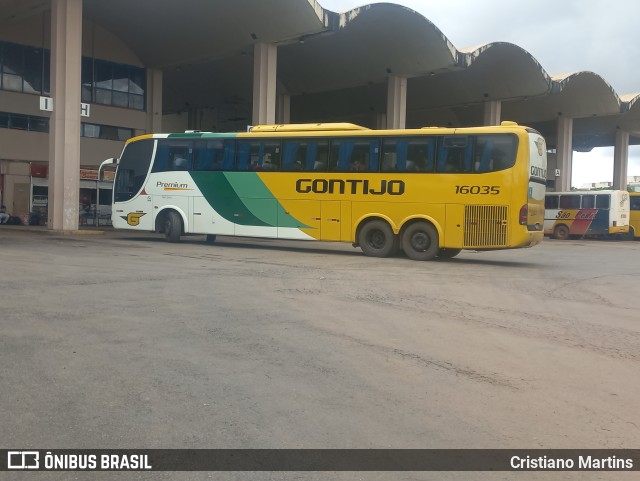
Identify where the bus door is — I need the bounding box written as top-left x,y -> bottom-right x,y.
321,201 -> 341,241
192,196 -> 234,235
233,196 -> 278,238
277,200 -> 320,239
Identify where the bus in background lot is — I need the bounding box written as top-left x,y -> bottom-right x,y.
544,190 -> 630,240
629,192 -> 640,240
105,121 -> 547,261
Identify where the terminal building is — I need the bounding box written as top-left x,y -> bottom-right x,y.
0,0 -> 639,229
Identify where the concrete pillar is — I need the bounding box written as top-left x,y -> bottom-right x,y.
147,69 -> 163,133
483,100 -> 502,126
252,43 -> 277,125
277,93 -> 290,124
613,130 -> 629,190
556,116 -> 573,192
386,76 -> 406,129
375,113 -> 387,130
49,0 -> 82,231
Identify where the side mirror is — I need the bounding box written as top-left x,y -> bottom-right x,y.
99,158 -> 117,182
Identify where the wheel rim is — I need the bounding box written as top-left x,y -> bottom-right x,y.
367,229 -> 386,250
410,231 -> 430,251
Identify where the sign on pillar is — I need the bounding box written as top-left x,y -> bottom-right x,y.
39,96 -> 90,117
40,96 -> 53,111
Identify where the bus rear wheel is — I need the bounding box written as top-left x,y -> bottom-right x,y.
164,211 -> 182,243
358,220 -> 396,258
553,224 -> 570,240
402,221 -> 439,261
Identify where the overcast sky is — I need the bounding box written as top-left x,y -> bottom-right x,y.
320,0 -> 640,187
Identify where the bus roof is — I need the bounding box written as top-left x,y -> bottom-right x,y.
124,121 -> 534,144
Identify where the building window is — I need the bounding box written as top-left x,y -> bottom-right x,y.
0,40 -> 145,111
88,59 -> 146,111
0,111 -> 49,132
81,122 -> 135,141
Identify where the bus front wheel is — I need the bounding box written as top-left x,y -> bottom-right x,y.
402,222 -> 439,261
164,211 -> 182,243
553,224 -> 570,240
358,220 -> 396,258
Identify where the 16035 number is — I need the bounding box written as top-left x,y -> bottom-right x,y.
455,185 -> 500,195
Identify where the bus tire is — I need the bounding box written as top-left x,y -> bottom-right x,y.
402,221 -> 439,261
553,224 -> 570,240
358,220 -> 396,258
438,248 -> 462,259
164,211 -> 182,243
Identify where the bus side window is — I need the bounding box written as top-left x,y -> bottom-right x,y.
545,195 -> 559,209
194,140 -> 235,171
261,141 -> 281,171
582,195 -> 595,209
596,195 -> 610,209
383,138 -> 433,172
236,141 -> 251,171
631,196 -> 640,210
153,142 -> 192,172
559,195 -> 580,209
328,139 -> 378,172
283,141 -> 303,171
473,134 -> 517,172
407,139 -> 434,172
437,136 -> 471,173
222,140 -> 235,170
310,140 -> 328,171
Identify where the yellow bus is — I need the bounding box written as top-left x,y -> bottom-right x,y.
629,192 -> 640,240
104,121 -> 547,260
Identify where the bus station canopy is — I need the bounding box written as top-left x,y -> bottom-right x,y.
2,0 -> 639,149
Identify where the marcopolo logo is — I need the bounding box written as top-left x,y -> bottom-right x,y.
8,451 -> 39,469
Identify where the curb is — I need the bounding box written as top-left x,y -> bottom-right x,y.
0,226 -> 109,235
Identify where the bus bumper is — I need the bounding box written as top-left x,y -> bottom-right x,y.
609,225 -> 629,234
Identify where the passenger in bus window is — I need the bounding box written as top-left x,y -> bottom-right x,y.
262,154 -> 278,171
406,160 -> 419,172
313,160 -> 326,171
350,158 -> 364,171
172,157 -> 189,170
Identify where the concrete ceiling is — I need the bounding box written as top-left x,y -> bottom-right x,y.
1,0 -> 638,149
82,0 -> 331,68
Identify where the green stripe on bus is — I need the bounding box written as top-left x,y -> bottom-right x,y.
189,172 -> 309,228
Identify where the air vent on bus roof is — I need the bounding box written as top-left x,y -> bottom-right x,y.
249,123 -> 369,133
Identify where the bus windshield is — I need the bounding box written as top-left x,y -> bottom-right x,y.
114,139 -> 155,202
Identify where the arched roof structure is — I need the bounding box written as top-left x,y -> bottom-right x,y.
1,0 -> 638,147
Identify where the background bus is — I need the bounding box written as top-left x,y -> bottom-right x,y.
544,190 -> 630,240
106,121 -> 547,261
629,192 -> 640,240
